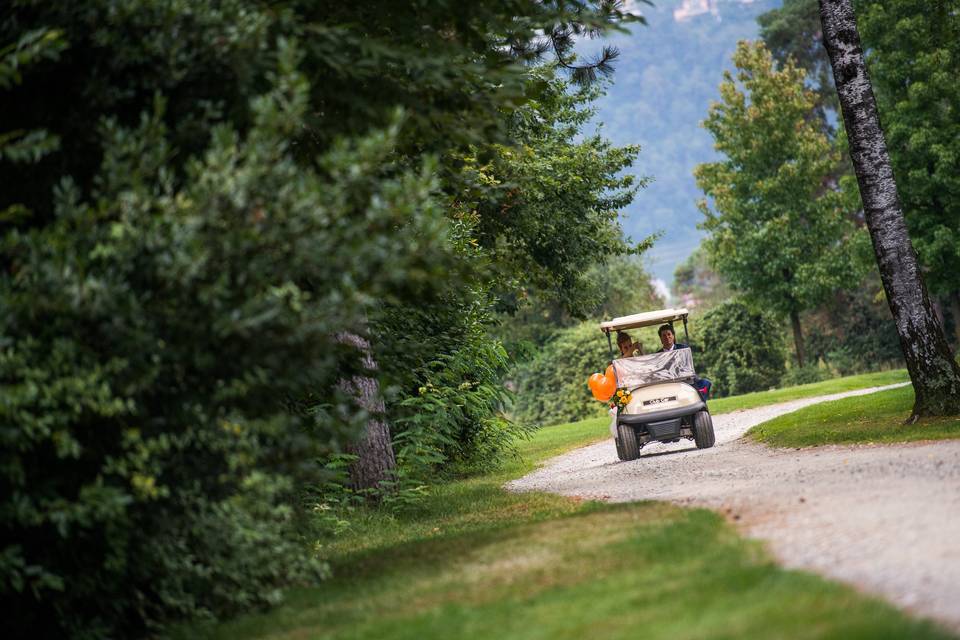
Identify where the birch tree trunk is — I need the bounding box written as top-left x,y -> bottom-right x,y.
819,0 -> 960,420
337,332 -> 396,490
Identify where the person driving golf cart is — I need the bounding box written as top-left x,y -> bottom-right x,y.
655,324 -> 711,401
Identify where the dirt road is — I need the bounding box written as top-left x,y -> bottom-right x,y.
507,383 -> 960,631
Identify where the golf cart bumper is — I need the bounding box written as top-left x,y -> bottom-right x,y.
617,400 -> 705,426
617,400 -> 706,442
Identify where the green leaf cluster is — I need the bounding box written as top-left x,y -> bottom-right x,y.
511,321 -> 613,427
856,0 -> 960,303
1,46 -> 460,636
697,300 -> 788,397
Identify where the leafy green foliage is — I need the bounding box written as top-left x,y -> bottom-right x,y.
0,27 -> 65,222
0,45 -> 461,636
695,41 -> 869,362
779,364 -> 831,387
697,300 -> 787,397
500,254 -> 663,360
511,322 -> 613,427
375,292 -> 531,477
757,0 -> 836,114
803,277 -> 904,376
465,67 -> 647,318
1,1 -> 645,636
856,0 -> 960,305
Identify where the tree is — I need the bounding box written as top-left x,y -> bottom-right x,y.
854,0 -> 960,346
465,67 -> 646,318
758,0 -> 837,115
695,41 -> 867,367
818,0 -> 960,419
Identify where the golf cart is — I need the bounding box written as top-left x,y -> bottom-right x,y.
595,308 -> 715,461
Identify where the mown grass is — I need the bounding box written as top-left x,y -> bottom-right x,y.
749,383 -> 960,448
183,503 -> 951,640
175,375 -> 956,640
708,369 -> 909,414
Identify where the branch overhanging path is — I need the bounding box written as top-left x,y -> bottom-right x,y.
508,383 -> 960,631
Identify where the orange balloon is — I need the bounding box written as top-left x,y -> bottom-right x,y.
595,374 -> 616,401
605,365 -> 616,381
588,372 -> 604,400
588,372 -> 603,390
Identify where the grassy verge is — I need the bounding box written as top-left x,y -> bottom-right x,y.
708,369 -> 909,414
749,384 -> 960,448
176,406 -> 954,640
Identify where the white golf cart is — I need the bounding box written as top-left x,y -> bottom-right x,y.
599,308 -> 715,461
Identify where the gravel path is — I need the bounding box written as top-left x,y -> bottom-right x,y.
507,383 -> 960,631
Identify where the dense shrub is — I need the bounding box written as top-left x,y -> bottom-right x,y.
0,51 -> 458,637
697,301 -> 787,397
780,364 -> 832,387
374,289 -> 532,476
511,322 -> 613,427
803,284 -> 903,375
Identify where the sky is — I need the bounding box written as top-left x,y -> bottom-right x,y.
579,0 -> 782,294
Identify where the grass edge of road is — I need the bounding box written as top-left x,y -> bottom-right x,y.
748,383 -> 960,448
173,369 -> 956,640
707,368 -> 909,414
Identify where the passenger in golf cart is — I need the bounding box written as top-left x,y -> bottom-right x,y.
587,308 -> 716,461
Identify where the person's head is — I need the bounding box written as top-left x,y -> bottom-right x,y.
616,331 -> 633,356
658,324 -> 675,349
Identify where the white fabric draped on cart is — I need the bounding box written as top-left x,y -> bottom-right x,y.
611,349 -> 695,389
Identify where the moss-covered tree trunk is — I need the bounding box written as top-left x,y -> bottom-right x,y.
819,0 -> 960,420
789,309 -> 806,368
337,332 -> 396,490
950,292 -> 960,348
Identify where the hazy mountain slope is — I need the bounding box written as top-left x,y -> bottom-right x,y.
587,0 -> 781,286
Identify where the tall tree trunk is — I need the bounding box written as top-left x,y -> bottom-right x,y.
337,332 -> 396,490
790,309 -> 806,368
819,0 -> 960,420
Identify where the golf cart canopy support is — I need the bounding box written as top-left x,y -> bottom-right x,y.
600,308 -> 690,355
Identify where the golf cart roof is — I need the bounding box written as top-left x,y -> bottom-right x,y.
599,308 -> 689,333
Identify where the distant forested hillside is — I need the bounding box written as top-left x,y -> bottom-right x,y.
586,0 -> 781,284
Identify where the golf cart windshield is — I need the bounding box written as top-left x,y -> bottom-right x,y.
612,350 -> 696,389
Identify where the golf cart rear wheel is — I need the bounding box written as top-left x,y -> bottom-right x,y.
617,423 -> 639,461
693,410 -> 715,449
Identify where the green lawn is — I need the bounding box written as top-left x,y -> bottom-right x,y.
708,369 -> 909,414
749,383 -> 960,448
174,371 -> 957,640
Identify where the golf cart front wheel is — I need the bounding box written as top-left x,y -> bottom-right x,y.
616,423 -> 639,461
693,410 -> 715,449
